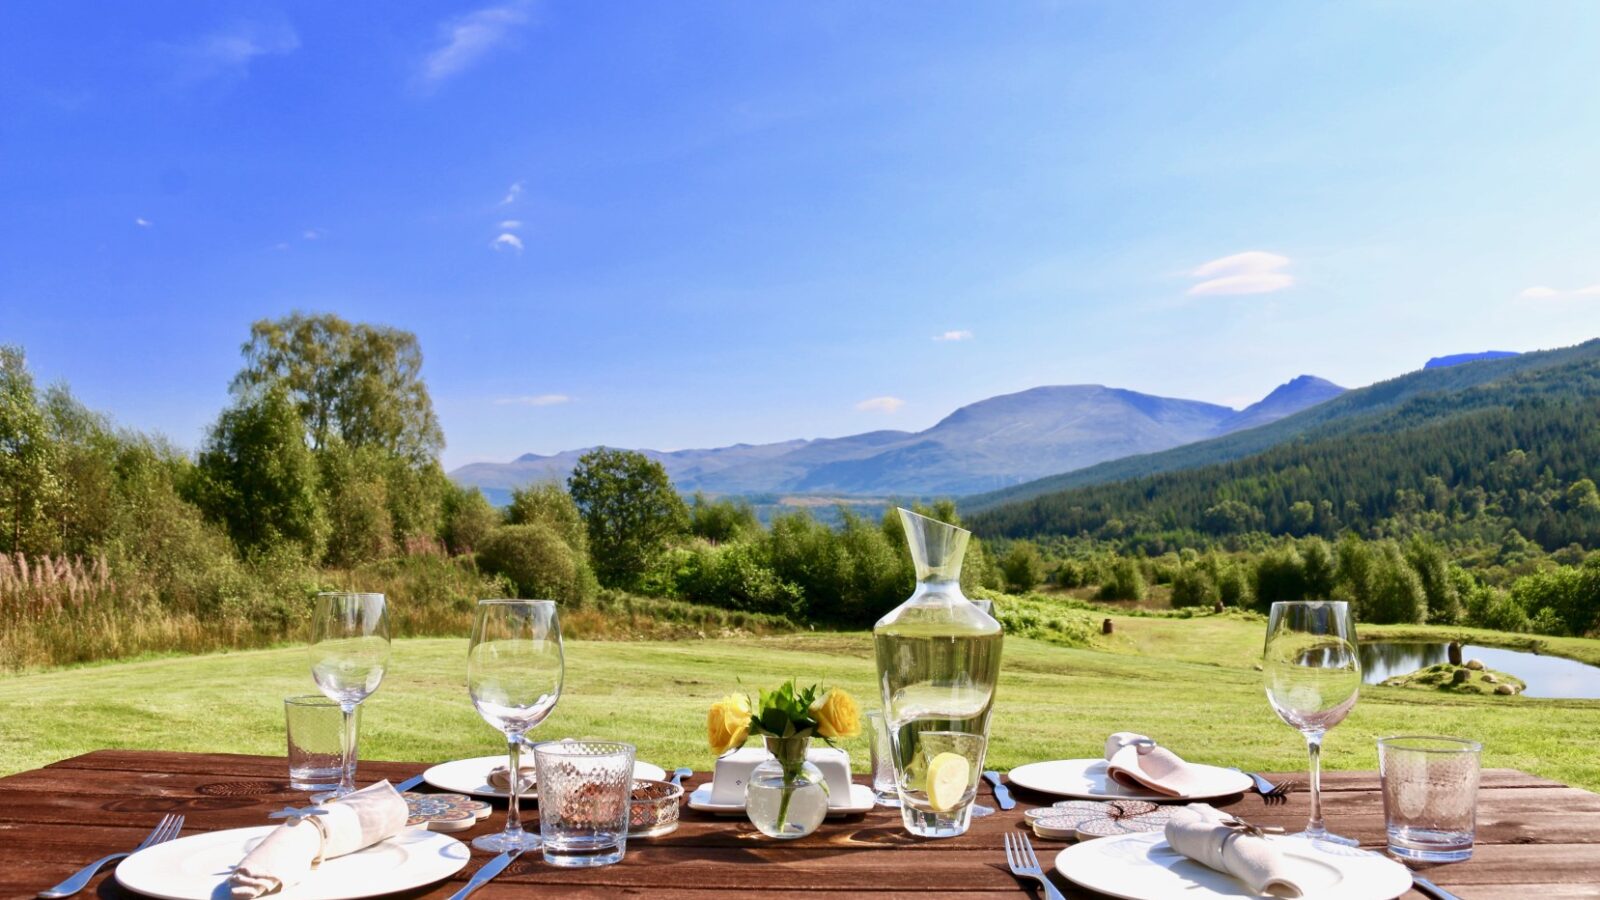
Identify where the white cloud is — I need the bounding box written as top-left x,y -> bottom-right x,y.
490,233 -> 524,253
174,22 -> 299,81
273,242 -> 291,251
933,330 -> 973,342
500,181 -> 524,205
856,396 -> 905,414
302,228 -> 323,240
1518,284 -> 1600,301
420,3 -> 532,87
134,217 -> 152,227
498,219 -> 523,230
495,394 -> 570,406
1187,251 -> 1294,296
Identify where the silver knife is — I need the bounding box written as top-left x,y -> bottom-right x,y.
395,774 -> 425,792
983,770 -> 1015,810
448,850 -> 519,900
1411,874 -> 1463,900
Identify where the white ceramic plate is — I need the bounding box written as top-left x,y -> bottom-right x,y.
115,826 -> 468,900
422,754 -> 666,799
1006,759 -> 1253,801
1057,831 -> 1412,900
687,782 -> 878,816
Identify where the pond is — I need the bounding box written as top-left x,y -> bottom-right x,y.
1359,642 -> 1600,699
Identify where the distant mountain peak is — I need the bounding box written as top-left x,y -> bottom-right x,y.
1217,375 -> 1345,432
1425,351 -> 1519,370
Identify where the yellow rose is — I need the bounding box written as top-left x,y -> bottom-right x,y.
808,688 -> 861,740
707,693 -> 752,756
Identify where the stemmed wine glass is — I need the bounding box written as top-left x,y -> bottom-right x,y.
468,598 -> 564,853
309,592 -> 391,799
1263,600 -> 1361,846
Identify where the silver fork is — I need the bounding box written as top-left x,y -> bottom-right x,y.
1003,832 -> 1066,900
39,813 -> 185,898
1232,768 -> 1296,804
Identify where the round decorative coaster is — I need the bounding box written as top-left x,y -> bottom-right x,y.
403,791 -> 493,833
1027,799 -> 1171,841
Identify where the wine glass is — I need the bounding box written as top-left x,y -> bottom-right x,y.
1263,600 -> 1361,845
468,598 -> 564,853
309,592 -> 391,799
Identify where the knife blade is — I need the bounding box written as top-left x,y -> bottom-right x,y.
448,850 -> 519,900
395,774 -> 425,792
983,770 -> 1015,810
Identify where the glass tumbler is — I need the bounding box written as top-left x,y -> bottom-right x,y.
285,695 -> 359,791
867,710 -> 901,807
1378,735 -> 1482,863
534,740 -> 636,867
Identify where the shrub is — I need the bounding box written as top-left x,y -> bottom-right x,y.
1000,541 -> 1045,592
476,524 -> 593,604
1097,558 -> 1147,601
1169,564 -> 1218,608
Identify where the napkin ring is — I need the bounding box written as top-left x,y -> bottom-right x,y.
267,806 -> 333,867
1219,816 -> 1285,840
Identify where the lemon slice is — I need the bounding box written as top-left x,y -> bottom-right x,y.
925,751 -> 970,812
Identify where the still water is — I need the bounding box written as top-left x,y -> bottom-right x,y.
1359,642 -> 1600,699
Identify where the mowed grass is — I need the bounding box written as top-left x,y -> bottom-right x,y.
3,615 -> 1597,791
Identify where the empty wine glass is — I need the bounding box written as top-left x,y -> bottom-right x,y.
309,591 -> 391,799
469,598 -> 564,853
1264,600 -> 1361,845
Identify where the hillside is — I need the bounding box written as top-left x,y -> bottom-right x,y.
969,357 -> 1600,549
963,340 -> 1600,513
452,379 -> 1342,499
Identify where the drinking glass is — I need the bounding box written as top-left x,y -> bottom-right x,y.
284,695 -> 359,791
468,599 -> 564,853
894,730 -> 987,837
1263,600 -> 1361,845
534,740 -> 635,867
1379,736 -> 1482,863
309,592 -> 390,799
867,711 -> 901,807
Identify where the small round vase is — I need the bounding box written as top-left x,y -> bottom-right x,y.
745,737 -> 827,839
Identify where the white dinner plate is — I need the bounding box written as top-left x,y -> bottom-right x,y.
1057,831 -> 1413,900
1006,758 -> 1253,801
423,754 -> 667,799
686,782 -> 878,816
115,825 -> 468,900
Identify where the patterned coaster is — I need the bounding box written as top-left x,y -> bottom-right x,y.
403,792 -> 493,833
1026,799 -> 1174,841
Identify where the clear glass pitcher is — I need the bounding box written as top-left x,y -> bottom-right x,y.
873,508 -> 1003,837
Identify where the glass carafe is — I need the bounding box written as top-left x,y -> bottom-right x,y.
873,508 -> 1003,837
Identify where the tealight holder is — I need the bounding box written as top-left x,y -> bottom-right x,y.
629,779 -> 683,838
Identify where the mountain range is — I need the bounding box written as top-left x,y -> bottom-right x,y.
449,375 -> 1346,500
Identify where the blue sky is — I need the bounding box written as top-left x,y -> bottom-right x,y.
4,2 -> 1600,470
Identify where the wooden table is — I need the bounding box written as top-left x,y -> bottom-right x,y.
3,751 -> 1597,899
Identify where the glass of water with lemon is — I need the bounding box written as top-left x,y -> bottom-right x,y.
894,730 -> 986,837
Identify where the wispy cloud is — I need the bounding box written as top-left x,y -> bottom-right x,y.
171,22 -> 299,82
419,3 -> 533,88
856,396 -> 905,414
1187,251 -> 1294,296
498,219 -> 523,230
495,393 -> 570,406
1518,284 -> 1600,301
491,233 -> 524,253
500,181 -> 524,205
134,217 -> 152,228
302,228 -> 323,240
933,330 -> 973,342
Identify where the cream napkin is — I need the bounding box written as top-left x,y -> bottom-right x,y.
228,781 -> 408,899
1163,804 -> 1305,899
1104,732 -> 1206,797
487,765 -> 537,793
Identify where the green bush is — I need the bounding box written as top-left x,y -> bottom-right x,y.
1169,564 -> 1218,608
476,524 -> 593,604
1097,558 -> 1147,601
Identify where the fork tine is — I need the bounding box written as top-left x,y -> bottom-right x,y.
1003,832 -> 1017,871
132,814 -> 174,852
160,814 -> 185,843
1019,832 -> 1039,869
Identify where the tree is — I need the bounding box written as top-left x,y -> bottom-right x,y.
507,482 -> 589,556
567,448 -> 687,588
442,484 -> 500,555
689,492 -> 760,543
194,387 -> 326,558
318,440 -> 394,566
1000,541 -> 1045,592
231,313 -> 443,463
0,347 -> 60,554
477,523 -> 591,604
1097,557 -> 1147,601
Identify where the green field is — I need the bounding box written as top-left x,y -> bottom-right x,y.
4,613 -> 1597,792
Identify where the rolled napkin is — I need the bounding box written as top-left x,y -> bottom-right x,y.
1164,804 -> 1305,899
228,781 -> 408,899
1104,732 -> 1206,797
487,765 -> 537,793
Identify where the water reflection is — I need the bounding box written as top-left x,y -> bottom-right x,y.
1359,642 -> 1600,699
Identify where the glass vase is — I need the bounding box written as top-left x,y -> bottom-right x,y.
873,508 -> 1003,838
745,737 -> 827,839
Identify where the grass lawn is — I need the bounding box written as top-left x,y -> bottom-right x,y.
3,614 -> 1597,791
